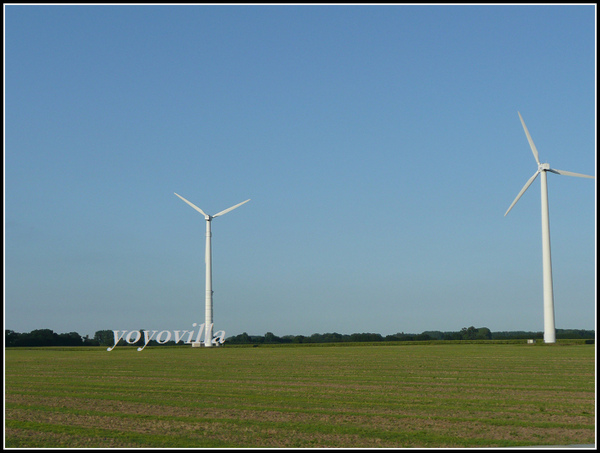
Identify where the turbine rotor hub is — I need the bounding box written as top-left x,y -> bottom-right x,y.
539,162 -> 550,171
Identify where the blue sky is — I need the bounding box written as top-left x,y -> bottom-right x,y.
5,4 -> 596,339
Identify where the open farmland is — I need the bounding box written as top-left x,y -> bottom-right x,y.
4,343 -> 595,448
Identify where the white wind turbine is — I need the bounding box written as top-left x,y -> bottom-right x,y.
175,193 -> 250,347
504,112 -> 594,343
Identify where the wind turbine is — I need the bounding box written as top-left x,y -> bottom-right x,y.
504,112 -> 594,343
175,193 -> 250,347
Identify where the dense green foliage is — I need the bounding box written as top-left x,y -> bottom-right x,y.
226,328 -> 595,345
5,326 -> 595,348
4,329 -> 97,347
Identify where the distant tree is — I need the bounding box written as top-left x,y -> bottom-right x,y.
422,331 -> 445,340
264,332 -> 280,344
29,329 -> 58,346
280,335 -> 296,344
349,333 -> 383,342
292,335 -> 306,344
236,332 -> 252,344
475,327 -> 492,340
310,333 -> 324,343
82,335 -> 99,346
94,330 -> 115,346
323,332 -> 346,343
57,332 -> 83,346
460,326 -> 478,340
5,330 -> 18,347
414,333 -> 432,341
444,331 -> 462,340
395,333 -> 415,341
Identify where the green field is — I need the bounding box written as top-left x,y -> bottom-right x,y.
4,343 -> 595,448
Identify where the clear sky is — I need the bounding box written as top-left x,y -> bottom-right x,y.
5,4 -> 596,339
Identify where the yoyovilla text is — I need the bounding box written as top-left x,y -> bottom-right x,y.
107,323 -> 225,351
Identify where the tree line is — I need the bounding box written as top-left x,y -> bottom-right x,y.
225,327 -> 595,344
5,327 -> 595,348
5,329 -> 98,347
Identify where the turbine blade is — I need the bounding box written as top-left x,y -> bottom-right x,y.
504,170 -> 540,216
549,168 -> 595,179
174,193 -> 208,217
213,199 -> 251,218
518,112 -> 540,165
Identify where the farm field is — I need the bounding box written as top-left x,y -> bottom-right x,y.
4,342 -> 595,448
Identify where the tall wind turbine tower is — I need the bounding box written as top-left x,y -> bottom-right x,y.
175,193 -> 250,347
504,112 -> 594,343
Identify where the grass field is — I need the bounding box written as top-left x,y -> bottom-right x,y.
4,342 -> 595,448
